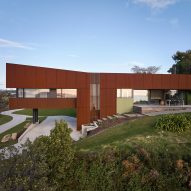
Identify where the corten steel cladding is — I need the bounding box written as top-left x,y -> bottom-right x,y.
6,63 -> 191,130
6,63 -> 91,130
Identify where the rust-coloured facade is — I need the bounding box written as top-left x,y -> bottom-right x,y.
6,63 -> 191,130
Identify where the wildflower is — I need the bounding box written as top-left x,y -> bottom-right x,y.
176,159 -> 184,170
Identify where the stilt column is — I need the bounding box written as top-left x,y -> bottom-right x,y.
32,108 -> 39,124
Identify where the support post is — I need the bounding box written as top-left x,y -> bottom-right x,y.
32,108 -> 39,124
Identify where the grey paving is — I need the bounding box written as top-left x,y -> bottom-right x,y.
18,116 -> 81,143
0,109 -> 28,134
0,113 -> 81,155
0,110 -> 81,143
145,108 -> 191,116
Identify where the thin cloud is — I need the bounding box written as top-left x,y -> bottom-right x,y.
146,16 -> 180,27
132,0 -> 177,9
0,38 -> 33,49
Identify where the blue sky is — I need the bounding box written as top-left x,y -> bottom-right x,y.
0,0 -> 191,89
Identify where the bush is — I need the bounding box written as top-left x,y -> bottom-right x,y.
155,114 -> 191,133
0,120 -> 74,191
1,120 -> 191,190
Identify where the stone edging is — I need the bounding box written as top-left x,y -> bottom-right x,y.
18,123 -> 38,143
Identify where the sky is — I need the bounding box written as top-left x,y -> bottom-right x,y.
0,0 -> 191,89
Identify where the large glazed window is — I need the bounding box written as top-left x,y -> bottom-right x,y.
17,88 -> 24,98
17,89 -> 77,98
133,90 -> 149,103
90,73 -> 100,121
90,84 -> 100,110
24,89 -> 50,98
25,89 -> 39,98
62,89 -> 77,98
38,89 -> 50,98
117,89 -> 133,98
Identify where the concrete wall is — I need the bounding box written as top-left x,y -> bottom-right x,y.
117,98 -> 133,114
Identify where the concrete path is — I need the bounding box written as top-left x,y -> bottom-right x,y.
0,109 -> 27,134
0,109 -> 81,143
0,112 -> 81,156
18,116 -> 81,143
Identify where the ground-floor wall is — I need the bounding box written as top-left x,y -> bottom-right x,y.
9,89 -> 191,131
77,88 -> 91,130
117,98 -> 133,114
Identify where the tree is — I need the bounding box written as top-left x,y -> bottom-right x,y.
0,120 -> 74,191
0,90 -> 11,111
168,50 -> 191,74
131,65 -> 160,74
46,120 -> 74,189
0,139 -> 51,191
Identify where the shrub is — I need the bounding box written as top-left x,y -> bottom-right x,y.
155,114 -> 191,133
0,120 -> 74,191
1,121 -> 191,190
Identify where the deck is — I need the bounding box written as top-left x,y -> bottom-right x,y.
133,104 -> 191,114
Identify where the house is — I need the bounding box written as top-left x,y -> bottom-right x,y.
6,63 -> 191,130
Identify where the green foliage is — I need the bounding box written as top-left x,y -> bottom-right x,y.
168,50 -> 191,74
76,116 -> 157,151
0,120 -> 30,148
0,141 -> 51,191
1,119 -> 191,190
0,114 -> 12,125
0,117 -> 46,148
131,65 -> 160,74
69,148 -> 191,191
70,148 -> 122,191
0,91 -> 11,111
13,108 -> 76,117
155,114 -> 191,133
0,120 -> 74,191
46,120 -> 74,189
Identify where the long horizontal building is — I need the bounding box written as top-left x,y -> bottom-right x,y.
6,63 -> 191,130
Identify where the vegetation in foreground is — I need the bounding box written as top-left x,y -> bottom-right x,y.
0,90 -> 13,112
77,114 -> 191,155
1,119 -> 191,190
0,114 -> 13,125
155,113 -> 191,132
0,117 -> 46,148
13,108 -> 76,117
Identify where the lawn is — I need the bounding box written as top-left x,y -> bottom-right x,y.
13,108 -> 76,117
76,115 -> 191,155
0,114 -> 13,125
0,117 -> 46,148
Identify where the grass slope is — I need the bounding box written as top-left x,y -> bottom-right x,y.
76,115 -> 191,155
0,117 -> 46,148
0,114 -> 13,125
0,119 -> 30,148
14,108 -> 76,117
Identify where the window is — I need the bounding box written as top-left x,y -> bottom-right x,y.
18,89 -> 24,98
117,89 -> 133,98
48,89 -> 57,98
16,88 -> 77,98
56,89 -> 62,98
90,84 -> 100,110
150,90 -> 163,100
133,90 -> 149,103
25,89 -> 38,98
62,89 -> 77,98
38,89 -> 49,98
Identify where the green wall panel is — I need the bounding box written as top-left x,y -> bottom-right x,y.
117,98 -> 133,114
